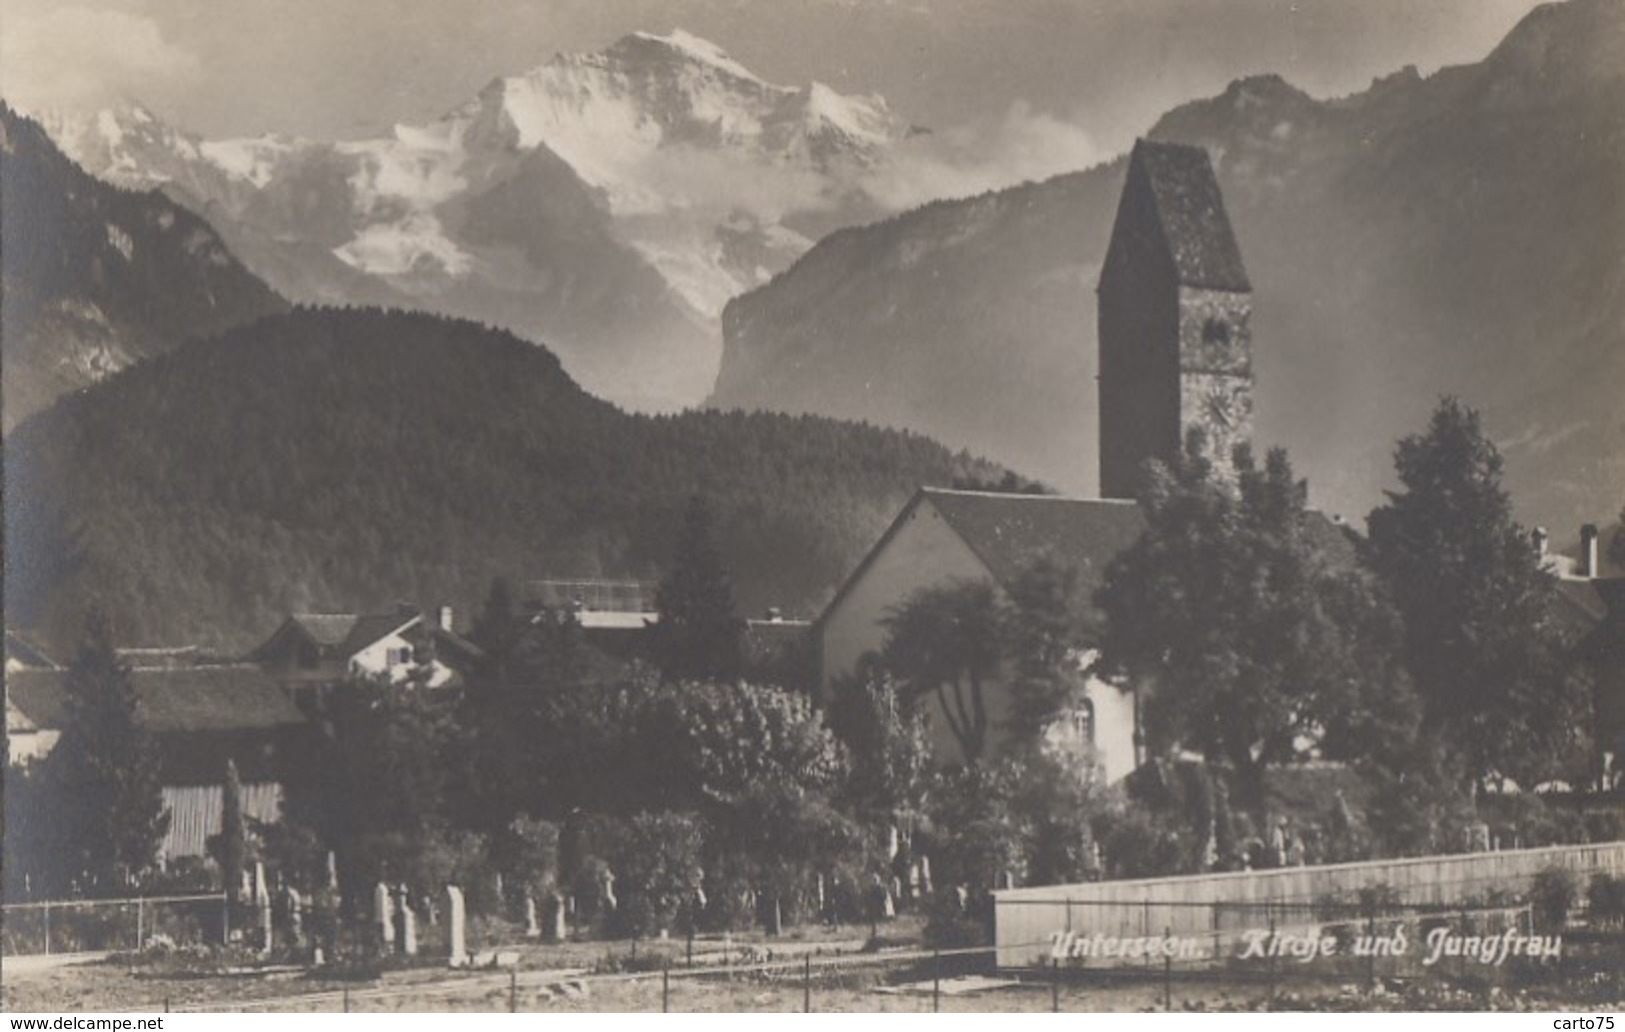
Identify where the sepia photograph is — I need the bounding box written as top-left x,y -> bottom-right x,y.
1,0 -> 1621,1019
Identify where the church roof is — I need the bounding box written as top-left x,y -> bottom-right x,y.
922,489 -> 1147,603
1132,139 -> 1252,293
818,486 -> 1359,630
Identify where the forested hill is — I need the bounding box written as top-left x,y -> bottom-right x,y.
5,307 -> 1005,653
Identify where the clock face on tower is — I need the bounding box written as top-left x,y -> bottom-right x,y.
1204,384 -> 1238,431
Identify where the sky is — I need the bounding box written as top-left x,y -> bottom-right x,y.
1,0 -> 1548,155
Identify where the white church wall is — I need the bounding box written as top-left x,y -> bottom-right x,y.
818,496 -> 991,700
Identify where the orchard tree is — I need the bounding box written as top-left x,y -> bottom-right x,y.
653,495 -> 744,682
284,675 -> 458,895
1366,398 -> 1593,791
1095,433 -> 1418,819
827,661 -> 932,828
43,610 -> 170,890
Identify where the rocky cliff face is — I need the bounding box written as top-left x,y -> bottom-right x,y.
712,0 -> 1625,532
0,105 -> 287,429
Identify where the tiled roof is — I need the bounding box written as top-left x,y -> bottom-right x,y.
821,487 -> 1359,628
339,613 -> 419,654
922,489 -> 1147,606
6,664 -> 306,734
1133,139 -> 1251,292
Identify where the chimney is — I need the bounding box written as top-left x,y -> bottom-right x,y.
437,605 -> 454,631
1580,524 -> 1600,578
1532,526 -> 1549,560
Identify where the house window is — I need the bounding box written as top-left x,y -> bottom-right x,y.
1071,700 -> 1096,745
1202,318 -> 1231,346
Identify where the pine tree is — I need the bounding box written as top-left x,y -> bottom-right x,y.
44,610 -> 170,891
470,576 -> 520,675
653,495 -> 743,682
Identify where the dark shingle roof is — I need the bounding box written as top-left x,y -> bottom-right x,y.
339,613 -> 419,655
820,487 -> 1359,629
6,665 -> 305,734
1133,139 -> 1251,292
922,489 -> 1147,604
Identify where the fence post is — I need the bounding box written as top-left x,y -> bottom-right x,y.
932,947 -> 941,1013
342,986 -> 349,1013
1458,910 -> 1468,984
1266,907 -> 1277,1006
136,898 -> 144,952
803,952 -> 812,1013
1163,924 -> 1172,1011
1051,956 -> 1060,1012
222,893 -> 230,946
1365,902 -> 1376,993
43,901 -> 51,956
663,960 -> 671,1013
509,967 -> 518,1013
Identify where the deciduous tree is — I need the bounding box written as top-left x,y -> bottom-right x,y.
1095,433 -> 1417,819
882,580 -> 1002,763
1365,398 -> 1592,790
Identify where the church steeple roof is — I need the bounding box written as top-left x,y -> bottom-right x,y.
1123,139 -> 1251,293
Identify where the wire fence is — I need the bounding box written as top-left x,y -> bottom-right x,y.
0,893 -> 228,957
148,910 -> 1619,1013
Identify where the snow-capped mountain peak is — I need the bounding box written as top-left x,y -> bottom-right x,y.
30,30 -> 920,409
616,29 -> 767,86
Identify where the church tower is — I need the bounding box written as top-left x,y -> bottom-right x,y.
1097,139 -> 1254,500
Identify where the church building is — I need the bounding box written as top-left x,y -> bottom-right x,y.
815,140 -> 1276,780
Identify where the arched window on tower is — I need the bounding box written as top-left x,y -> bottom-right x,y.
1202,318 -> 1231,347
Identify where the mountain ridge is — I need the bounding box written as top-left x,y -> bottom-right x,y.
25,30 -> 919,412
0,105 -> 288,429
710,0 -> 1625,533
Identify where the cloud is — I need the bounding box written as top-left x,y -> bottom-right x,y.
0,5 -> 199,112
860,100 -> 1104,211
598,99 -> 1102,228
